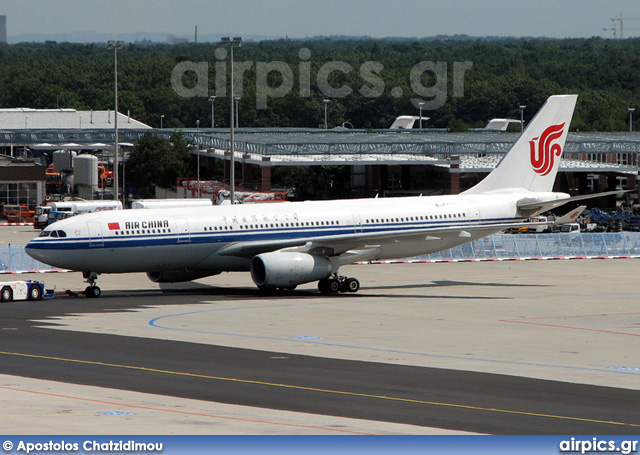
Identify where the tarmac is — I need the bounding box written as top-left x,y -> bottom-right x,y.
1,225 -> 640,434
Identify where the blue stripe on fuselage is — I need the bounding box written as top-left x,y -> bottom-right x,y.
26,217 -> 520,251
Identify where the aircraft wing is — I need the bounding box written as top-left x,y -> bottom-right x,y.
216,220 -> 534,260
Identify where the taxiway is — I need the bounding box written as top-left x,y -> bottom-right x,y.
1,226 -> 639,434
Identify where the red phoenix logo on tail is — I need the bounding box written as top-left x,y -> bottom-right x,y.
529,123 -> 566,176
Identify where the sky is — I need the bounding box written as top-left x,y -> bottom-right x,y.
1,0 -> 640,41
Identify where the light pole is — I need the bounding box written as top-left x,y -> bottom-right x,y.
108,40 -> 124,204
122,147 -> 126,205
160,114 -> 164,129
519,105 -> 526,132
221,36 -> 242,204
235,96 -> 240,128
418,101 -> 425,129
629,108 -> 636,132
323,99 -> 330,129
196,119 -> 200,198
208,95 -> 216,128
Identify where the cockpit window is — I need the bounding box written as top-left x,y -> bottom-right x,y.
38,230 -> 66,238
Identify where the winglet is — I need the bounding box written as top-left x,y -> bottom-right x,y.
554,205 -> 586,225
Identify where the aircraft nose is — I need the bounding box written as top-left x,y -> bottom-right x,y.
25,242 -> 36,259
25,240 -> 44,261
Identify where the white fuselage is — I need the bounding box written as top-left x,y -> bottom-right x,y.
25,191 -> 547,274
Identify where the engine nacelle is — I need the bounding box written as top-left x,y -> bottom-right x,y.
146,270 -> 220,283
250,252 -> 332,289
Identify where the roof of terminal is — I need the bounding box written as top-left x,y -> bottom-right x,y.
1,124 -> 639,174
192,127 -> 640,151
0,108 -> 151,130
188,128 -> 640,173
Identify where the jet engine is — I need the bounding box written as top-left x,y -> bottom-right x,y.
146,270 -> 220,283
250,252 -> 332,289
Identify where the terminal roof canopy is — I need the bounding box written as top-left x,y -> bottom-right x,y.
189,128 -> 640,174
0,108 -> 151,130
0,119 -> 639,174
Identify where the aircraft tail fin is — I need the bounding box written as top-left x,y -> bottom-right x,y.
389,116 -> 425,129
483,118 -> 519,131
463,95 -> 578,194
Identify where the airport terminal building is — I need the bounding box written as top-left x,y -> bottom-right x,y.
187,128 -> 640,203
0,108 -> 150,211
2,108 -> 640,210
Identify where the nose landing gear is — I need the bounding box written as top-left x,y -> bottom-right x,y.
83,272 -> 101,298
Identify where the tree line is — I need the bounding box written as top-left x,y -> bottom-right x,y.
1,37 -> 640,131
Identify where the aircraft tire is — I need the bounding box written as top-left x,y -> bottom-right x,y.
317,279 -> 329,294
318,278 -> 342,294
327,278 -> 340,294
345,277 -> 360,293
85,286 -> 101,298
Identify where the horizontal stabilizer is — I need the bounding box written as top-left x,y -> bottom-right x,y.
517,190 -> 627,215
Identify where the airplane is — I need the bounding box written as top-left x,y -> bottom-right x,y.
27,94 -> 604,298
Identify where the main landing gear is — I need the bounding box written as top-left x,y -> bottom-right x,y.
83,272 -> 101,298
317,274 -> 360,294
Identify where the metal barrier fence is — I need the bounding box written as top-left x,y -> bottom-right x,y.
410,232 -> 640,261
2,232 -> 640,273
0,245 -> 57,273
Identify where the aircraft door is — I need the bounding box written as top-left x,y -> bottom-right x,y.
87,222 -> 104,247
175,217 -> 191,243
351,212 -> 363,233
467,204 -> 480,222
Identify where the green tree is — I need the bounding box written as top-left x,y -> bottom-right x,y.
126,132 -> 196,197
3,38 -> 640,131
